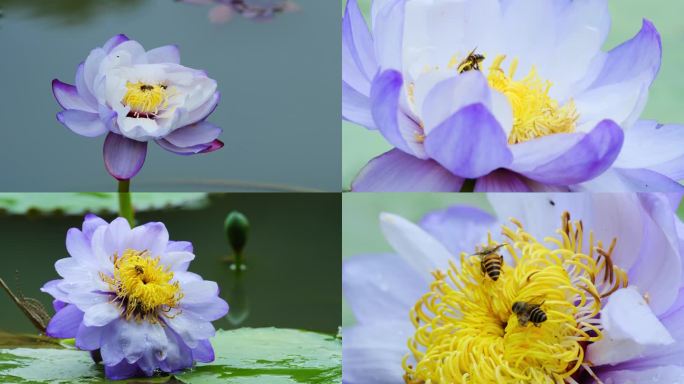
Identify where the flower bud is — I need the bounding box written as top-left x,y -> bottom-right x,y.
224,211 -> 250,257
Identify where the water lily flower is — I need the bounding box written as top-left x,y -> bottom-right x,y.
180,0 -> 299,23
343,0 -> 684,192
41,214 -> 229,380
343,193 -> 684,382
52,34 -> 223,181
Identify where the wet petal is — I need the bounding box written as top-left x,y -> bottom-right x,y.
599,365 -> 684,384
587,287 -> 673,366
343,253 -> 425,324
615,121 -> 684,178
379,212 -> 454,279
343,323 -> 412,384
46,304 -> 84,338
83,302 -> 121,327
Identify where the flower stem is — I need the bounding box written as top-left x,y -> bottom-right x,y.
118,179 -> 134,226
460,178 -> 476,192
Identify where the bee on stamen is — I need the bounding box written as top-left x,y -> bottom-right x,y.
139,84 -> 154,92
473,243 -> 505,281
512,298 -> 547,327
457,48 -> 485,74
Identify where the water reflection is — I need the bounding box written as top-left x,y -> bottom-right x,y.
0,0 -> 143,25
177,0 -> 299,23
223,271 -> 250,326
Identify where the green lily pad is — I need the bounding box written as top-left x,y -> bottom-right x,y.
0,328 -> 341,383
0,193 -> 208,216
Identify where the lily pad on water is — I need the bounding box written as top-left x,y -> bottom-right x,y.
0,193 -> 208,216
0,328 -> 341,383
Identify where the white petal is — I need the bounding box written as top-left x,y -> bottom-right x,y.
587,287 -> 674,366
575,77 -> 648,131
83,302 -> 121,327
600,365 -> 684,384
379,212 -> 454,279
343,323 -> 413,384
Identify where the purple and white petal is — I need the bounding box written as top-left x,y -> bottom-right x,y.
191,340 -> 215,363
127,222 -> 170,256
343,323 -> 412,384
351,149 -> 463,192
46,304 -> 84,339
370,70 -> 422,156
343,253 -> 425,325
508,120 -> 623,185
379,212 -> 455,279
52,80 -> 97,112
163,121 -> 222,148
83,302 -> 121,327
615,121 -> 684,177
587,287 -> 674,366
572,168 -> 684,192
56,110 -> 108,137
425,103 -> 513,179
419,205 -> 496,256
342,0 -> 377,98
474,170 -> 532,192
103,132 -> 148,181
146,45 -> 180,64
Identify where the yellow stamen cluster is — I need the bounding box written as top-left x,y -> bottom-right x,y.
121,82 -> 170,117
486,55 -> 578,144
402,212 -> 627,384
101,249 -> 182,323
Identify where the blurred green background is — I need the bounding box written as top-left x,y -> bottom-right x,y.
343,0 -> 684,188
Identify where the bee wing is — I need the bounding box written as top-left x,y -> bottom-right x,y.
527,296 -> 546,307
472,243 -> 505,256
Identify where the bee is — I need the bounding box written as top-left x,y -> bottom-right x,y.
134,265 -> 145,275
457,48 -> 485,73
473,243 -> 505,281
139,84 -> 155,92
512,299 -> 547,327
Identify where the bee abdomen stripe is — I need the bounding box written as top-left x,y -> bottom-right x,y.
530,308 -> 547,323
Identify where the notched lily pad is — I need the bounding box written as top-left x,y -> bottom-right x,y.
0,193 -> 208,216
0,328 -> 341,383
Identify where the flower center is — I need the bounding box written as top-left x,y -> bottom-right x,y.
402,212 -> 627,384
122,82 -> 170,118
101,249 -> 182,323
486,55 -> 578,144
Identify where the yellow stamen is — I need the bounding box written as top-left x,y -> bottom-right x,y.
486,55 -> 578,144
121,82 -> 170,116
101,249 -> 182,323
402,212 -> 627,384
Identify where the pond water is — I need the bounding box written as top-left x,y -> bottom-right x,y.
0,193 -> 341,335
0,0 -> 340,192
